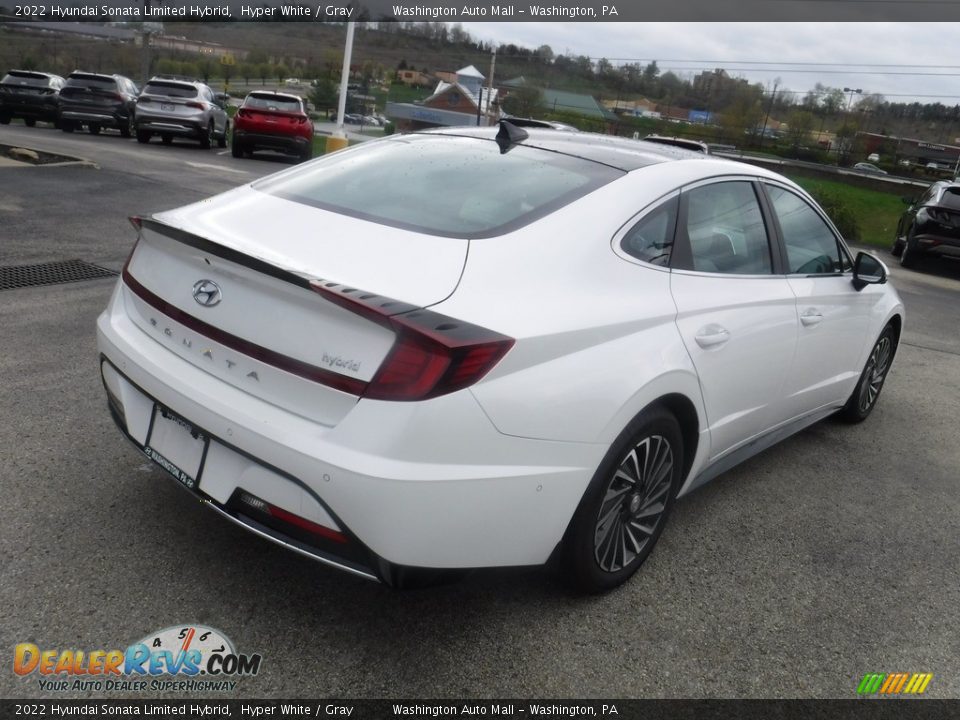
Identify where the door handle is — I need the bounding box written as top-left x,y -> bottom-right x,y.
800,309 -> 824,327
694,324 -> 731,348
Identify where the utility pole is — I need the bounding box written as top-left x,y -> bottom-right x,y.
139,1 -> 155,86
485,48 -> 496,126
838,87 -> 862,162
757,80 -> 778,151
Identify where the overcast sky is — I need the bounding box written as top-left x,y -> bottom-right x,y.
457,23 -> 960,105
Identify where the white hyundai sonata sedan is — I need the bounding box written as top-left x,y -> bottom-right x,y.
97,123 -> 904,591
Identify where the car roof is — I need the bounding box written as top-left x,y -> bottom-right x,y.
644,135 -> 710,153
246,91 -> 301,102
4,70 -> 63,80
147,77 -> 205,88
67,71 -> 125,81
422,125 -> 710,172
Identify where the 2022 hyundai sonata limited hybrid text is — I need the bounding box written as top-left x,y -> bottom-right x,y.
97,123 -> 904,592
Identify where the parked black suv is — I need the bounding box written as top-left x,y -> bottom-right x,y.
0,70 -> 65,126
893,180 -> 960,269
58,71 -> 138,136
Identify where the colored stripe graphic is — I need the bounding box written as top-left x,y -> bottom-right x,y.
858,673 -> 932,695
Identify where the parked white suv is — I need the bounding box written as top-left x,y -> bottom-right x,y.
134,77 -> 229,149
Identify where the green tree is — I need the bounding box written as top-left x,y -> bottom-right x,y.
502,85 -> 545,118
258,63 -> 272,85
786,109 -> 815,147
309,78 -> 337,114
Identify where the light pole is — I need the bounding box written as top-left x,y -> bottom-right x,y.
334,22 -> 355,142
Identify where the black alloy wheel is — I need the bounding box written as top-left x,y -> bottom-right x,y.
563,406 -> 683,592
839,325 -> 896,422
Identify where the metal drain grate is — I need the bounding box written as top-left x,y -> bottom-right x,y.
0,259 -> 119,291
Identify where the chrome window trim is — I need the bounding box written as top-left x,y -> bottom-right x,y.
674,174 -> 781,279
759,178 -> 856,276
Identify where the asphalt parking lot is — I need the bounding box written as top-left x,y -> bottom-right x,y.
1,123 -> 958,700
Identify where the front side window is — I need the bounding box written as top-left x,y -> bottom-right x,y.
620,196 -> 678,267
679,181 -> 772,274
767,186 -> 844,274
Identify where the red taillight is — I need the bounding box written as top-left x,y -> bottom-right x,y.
128,215 -> 143,231
310,281 -> 514,402
236,108 -> 249,118
297,115 -> 308,124
186,101 -> 204,110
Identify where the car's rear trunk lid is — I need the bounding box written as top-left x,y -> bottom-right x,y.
121,187 -> 468,426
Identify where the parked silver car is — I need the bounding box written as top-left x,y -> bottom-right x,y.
134,78 -> 229,149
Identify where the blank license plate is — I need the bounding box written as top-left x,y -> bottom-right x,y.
144,406 -> 206,490
161,103 -> 175,112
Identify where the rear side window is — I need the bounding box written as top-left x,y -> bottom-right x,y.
766,186 -> 844,274
246,94 -> 302,112
620,196 -> 678,267
254,134 -> 623,238
144,82 -> 197,98
678,181 -> 773,274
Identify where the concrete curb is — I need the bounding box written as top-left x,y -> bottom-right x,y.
0,144 -> 98,169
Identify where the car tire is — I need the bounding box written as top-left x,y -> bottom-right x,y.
217,122 -> 228,149
61,121 -> 74,133
231,140 -> 243,158
298,147 -> 313,163
561,406 -> 683,593
899,235 -> 918,269
136,129 -> 151,144
161,134 -> 173,145
838,325 -> 897,423
88,123 -> 101,135
0,114 -> 10,125
200,122 -> 214,149
24,118 -> 36,127
891,238 -> 904,257
120,116 -> 133,138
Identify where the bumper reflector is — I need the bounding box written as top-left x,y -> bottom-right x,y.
239,491 -> 348,544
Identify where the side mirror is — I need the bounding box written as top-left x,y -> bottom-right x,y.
852,251 -> 887,291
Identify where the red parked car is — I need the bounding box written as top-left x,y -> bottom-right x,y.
232,91 -> 313,162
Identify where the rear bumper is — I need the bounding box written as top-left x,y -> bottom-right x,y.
59,108 -> 126,127
234,129 -> 311,154
96,280 -> 603,579
0,99 -> 58,121
135,110 -> 207,138
912,233 -> 960,257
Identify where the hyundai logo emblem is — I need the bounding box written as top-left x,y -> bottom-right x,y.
192,279 -> 222,307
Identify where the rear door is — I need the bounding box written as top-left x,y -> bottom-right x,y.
670,178 -> 798,460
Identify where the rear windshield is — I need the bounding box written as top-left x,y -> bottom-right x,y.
66,75 -> 116,90
245,94 -> 301,112
940,188 -> 960,211
143,82 -> 197,98
254,134 -> 622,238
2,72 -> 50,87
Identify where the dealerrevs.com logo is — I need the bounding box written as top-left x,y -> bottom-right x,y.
14,625 -> 262,693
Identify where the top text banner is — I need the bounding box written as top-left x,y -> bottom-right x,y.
9,0 -> 960,22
